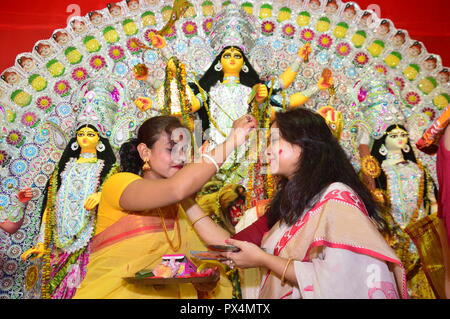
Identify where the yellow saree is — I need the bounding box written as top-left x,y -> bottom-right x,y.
74,172 -> 232,299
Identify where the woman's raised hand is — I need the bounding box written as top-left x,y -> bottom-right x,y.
228,115 -> 258,147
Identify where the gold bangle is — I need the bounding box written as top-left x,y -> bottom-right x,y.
191,214 -> 209,227
280,258 -> 293,285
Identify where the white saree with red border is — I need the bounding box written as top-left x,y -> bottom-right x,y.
258,183 -> 408,299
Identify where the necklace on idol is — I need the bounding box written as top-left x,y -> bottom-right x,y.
79,152 -> 97,159
222,75 -> 240,84
386,152 -> 404,163
78,152 -> 98,163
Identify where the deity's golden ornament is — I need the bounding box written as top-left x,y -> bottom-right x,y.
361,155 -> 382,178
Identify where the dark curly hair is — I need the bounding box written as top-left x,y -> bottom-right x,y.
119,115 -> 186,174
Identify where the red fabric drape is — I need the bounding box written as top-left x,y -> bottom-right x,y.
0,0 -> 449,73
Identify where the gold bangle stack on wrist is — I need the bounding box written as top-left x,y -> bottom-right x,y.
281,258 -> 293,286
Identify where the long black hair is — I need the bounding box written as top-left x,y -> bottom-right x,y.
266,108 -> 384,230
40,124 -> 116,220
189,46 -> 262,132
119,115 -> 186,174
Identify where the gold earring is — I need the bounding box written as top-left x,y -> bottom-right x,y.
142,159 -> 151,171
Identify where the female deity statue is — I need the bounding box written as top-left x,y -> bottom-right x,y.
20,79 -> 120,299
134,4 -> 331,210
355,75 -> 443,298
185,5 -> 330,196
368,124 -> 438,298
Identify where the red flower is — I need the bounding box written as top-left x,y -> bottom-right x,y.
108,46 -> 125,61
300,28 -> 315,42
405,91 -> 421,106
282,24 -> 296,38
394,77 -> 405,90
202,18 -> 213,35
318,34 -> 333,49
127,38 -> 142,53
0,150 -> 8,166
71,67 -> 88,81
374,64 -> 388,75
354,52 -> 369,67
6,130 -> 23,146
422,107 -> 436,121
336,42 -> 351,57
89,55 -> 107,70
54,80 -> 71,96
261,21 -> 275,36
21,112 -> 38,127
182,21 -> 198,37
36,96 -> 53,111
165,26 -> 177,40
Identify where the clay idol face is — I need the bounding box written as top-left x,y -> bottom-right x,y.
77,127 -> 100,151
220,48 -> 244,75
385,128 -> 408,152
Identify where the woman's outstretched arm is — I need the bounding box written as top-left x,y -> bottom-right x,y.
120,115 -> 257,211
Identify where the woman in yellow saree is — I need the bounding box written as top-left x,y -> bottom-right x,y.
74,114 -> 257,299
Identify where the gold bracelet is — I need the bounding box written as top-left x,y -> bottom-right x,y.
191,214 -> 209,227
280,258 -> 293,286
